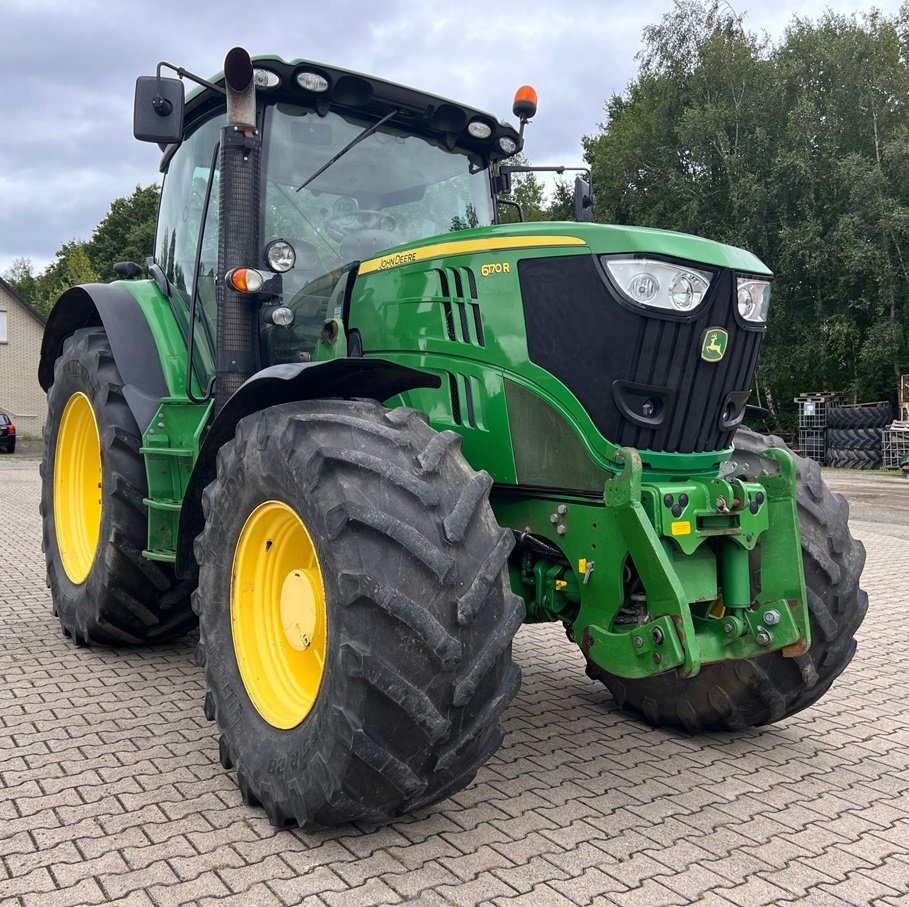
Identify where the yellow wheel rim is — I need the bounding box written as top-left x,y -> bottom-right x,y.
231,500 -> 328,729
54,392 -> 102,585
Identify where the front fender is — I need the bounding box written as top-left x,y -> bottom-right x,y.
175,358 -> 441,577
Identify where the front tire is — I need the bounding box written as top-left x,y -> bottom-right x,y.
195,399 -> 523,827
41,327 -> 195,645
587,428 -> 867,731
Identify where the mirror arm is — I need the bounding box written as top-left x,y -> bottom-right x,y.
156,61 -> 226,96
496,198 -> 524,223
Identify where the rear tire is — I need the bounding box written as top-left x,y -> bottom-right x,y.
41,327 -> 195,645
586,428 -> 867,731
826,447 -> 882,469
827,427 -> 883,450
195,399 -> 523,827
827,403 -> 892,430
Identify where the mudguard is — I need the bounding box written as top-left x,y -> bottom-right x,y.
174,358 -> 442,577
38,284 -> 169,433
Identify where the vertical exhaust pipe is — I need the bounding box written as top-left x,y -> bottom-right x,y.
216,47 -> 261,412
224,47 -> 256,130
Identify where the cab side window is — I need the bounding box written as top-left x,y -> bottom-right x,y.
155,115 -> 223,326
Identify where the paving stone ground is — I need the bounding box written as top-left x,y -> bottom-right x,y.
1,457 -> 908,906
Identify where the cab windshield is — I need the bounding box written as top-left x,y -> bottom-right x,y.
263,103 -> 495,288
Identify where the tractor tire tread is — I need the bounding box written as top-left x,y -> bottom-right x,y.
196,399 -> 521,827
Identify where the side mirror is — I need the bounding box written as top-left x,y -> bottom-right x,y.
133,76 -> 184,144
574,175 -> 594,222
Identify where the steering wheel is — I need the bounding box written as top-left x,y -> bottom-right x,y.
324,210 -> 397,241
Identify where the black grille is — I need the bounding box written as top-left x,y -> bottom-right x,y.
435,267 -> 484,347
519,255 -> 763,454
448,372 -> 462,424
446,372 -> 478,428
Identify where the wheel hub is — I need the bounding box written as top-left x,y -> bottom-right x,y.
280,569 -> 319,651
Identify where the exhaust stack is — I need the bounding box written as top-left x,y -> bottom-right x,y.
224,47 -> 256,131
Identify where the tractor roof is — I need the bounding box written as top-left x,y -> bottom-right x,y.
181,54 -> 522,166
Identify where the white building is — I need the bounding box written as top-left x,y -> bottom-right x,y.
0,277 -> 47,437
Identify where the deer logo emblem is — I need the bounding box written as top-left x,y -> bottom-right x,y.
701,328 -> 728,362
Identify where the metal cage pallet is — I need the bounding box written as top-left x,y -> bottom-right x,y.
883,429 -> 909,469
797,428 -> 826,464
795,392 -> 846,429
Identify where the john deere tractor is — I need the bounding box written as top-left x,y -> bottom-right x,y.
39,48 -> 866,827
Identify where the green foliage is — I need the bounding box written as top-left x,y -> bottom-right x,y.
450,203 -> 480,231
3,185 -> 159,316
3,258 -> 38,304
547,180 -> 576,221
585,1 -> 909,422
89,185 -> 160,281
38,241 -> 101,312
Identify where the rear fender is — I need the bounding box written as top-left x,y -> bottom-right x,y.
39,283 -> 173,433
175,359 -> 442,577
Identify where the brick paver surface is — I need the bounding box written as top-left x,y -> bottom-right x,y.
2,458 -> 908,906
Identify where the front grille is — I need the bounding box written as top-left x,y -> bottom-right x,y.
519,255 -> 763,454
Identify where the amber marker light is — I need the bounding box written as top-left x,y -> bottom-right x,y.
226,267 -> 265,293
513,85 -> 538,121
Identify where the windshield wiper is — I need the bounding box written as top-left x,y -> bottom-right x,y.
295,109 -> 399,193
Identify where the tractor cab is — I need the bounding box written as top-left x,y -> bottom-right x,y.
136,51 -> 532,381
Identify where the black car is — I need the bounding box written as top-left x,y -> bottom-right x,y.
0,412 -> 16,453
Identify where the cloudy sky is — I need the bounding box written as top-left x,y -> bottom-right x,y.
0,0 -> 901,275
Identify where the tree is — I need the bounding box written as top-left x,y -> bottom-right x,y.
2,185 -> 159,315
89,185 -> 160,279
546,179 -> 576,221
2,257 -> 38,302
30,241 -> 101,316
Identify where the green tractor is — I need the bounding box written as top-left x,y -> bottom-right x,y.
39,48 -> 866,828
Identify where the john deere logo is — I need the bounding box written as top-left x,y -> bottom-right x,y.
701,328 -> 729,362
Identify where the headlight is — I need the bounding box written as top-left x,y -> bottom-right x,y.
270,306 -> 295,326
467,119 -> 493,139
737,278 -> 771,323
254,69 -> 281,89
265,239 -> 296,273
603,258 -> 712,313
296,70 -> 330,93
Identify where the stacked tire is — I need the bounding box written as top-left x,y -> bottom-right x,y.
826,403 -> 892,469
